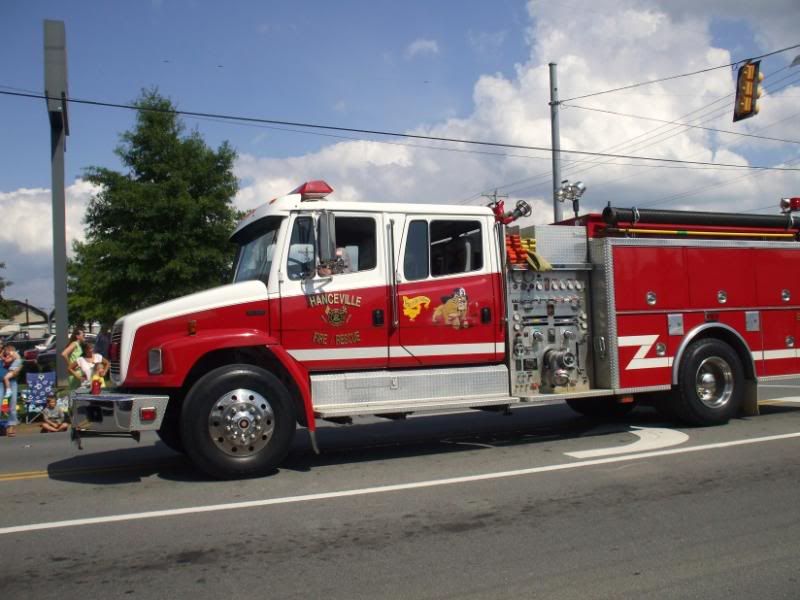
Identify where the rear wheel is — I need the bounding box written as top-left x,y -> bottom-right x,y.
674,338 -> 743,425
181,365 -> 296,479
566,397 -> 636,419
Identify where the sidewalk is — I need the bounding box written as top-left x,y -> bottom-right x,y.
0,422 -> 51,436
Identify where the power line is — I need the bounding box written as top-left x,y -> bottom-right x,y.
3,89 -> 798,172
558,42 -> 800,103
561,103 -> 800,145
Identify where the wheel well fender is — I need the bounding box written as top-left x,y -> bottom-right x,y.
180,345 -> 312,428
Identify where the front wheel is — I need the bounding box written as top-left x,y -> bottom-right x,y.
674,338 -> 743,426
181,365 -> 296,479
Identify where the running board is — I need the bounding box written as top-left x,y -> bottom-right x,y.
314,394 -> 520,418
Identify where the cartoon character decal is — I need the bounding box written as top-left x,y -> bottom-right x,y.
402,295 -> 431,321
432,288 -> 470,329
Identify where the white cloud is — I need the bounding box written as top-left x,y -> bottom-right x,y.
405,39 -> 440,59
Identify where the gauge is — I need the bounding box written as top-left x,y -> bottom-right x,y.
512,270 -> 524,283
524,271 -> 535,282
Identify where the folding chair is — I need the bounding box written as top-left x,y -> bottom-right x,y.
24,371 -> 56,423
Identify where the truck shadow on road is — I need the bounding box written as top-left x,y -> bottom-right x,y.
44,404 -> 688,484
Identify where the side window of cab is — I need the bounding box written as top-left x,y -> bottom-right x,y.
403,219 -> 483,280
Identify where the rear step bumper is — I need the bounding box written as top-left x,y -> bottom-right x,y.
70,391 -> 170,447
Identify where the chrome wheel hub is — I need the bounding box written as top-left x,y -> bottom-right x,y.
208,388 -> 275,456
695,357 -> 733,409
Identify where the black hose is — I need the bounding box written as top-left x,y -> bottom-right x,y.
602,206 -> 800,229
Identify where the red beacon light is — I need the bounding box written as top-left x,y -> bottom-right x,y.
290,180 -> 333,201
780,197 -> 800,214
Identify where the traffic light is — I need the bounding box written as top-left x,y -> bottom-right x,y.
733,60 -> 763,122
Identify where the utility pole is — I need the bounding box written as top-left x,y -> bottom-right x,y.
44,20 -> 69,387
549,62 -> 563,223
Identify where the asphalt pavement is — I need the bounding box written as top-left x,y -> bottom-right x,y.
1,382 -> 799,599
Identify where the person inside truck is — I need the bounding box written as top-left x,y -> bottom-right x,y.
317,247 -> 352,277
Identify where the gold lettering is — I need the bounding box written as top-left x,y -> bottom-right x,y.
312,331 -> 329,345
335,331 -> 361,345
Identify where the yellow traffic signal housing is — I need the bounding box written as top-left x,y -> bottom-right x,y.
733,60 -> 763,122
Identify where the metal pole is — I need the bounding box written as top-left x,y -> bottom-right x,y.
45,20 -> 69,387
549,62 -> 563,223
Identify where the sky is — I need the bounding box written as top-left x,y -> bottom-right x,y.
1,0 -> 799,312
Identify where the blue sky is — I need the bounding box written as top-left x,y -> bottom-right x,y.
1,0 -> 798,312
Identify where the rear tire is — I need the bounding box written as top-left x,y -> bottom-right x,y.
674,338 -> 743,425
181,364 -> 296,479
566,397 -> 636,419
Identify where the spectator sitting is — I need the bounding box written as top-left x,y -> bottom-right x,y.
40,394 -> 69,433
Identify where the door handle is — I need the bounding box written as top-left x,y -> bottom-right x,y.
481,307 -> 491,324
373,309 -> 385,326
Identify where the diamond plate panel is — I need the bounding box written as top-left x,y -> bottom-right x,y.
311,364 -> 509,408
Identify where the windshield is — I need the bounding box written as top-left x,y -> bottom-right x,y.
232,216 -> 282,284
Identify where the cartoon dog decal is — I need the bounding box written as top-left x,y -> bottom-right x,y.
432,288 -> 469,329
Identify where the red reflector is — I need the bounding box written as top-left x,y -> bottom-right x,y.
140,407 -> 157,422
289,180 -> 333,200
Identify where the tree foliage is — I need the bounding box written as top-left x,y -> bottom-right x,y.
69,89 -> 239,326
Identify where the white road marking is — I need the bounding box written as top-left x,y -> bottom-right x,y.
762,396 -> 800,404
760,385 -> 800,389
564,426 -> 689,459
1,431 -> 799,536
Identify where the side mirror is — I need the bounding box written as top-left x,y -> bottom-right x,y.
318,210 -> 336,264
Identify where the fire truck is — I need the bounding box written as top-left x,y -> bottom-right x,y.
70,181 -> 800,478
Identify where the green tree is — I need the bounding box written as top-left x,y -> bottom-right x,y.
69,89 -> 239,325
0,262 -> 13,319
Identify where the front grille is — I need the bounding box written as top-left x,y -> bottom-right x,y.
110,325 -> 122,382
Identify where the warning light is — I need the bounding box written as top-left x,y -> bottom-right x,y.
733,60 -> 763,122
140,407 -> 158,422
290,180 -> 334,201
780,197 -> 800,214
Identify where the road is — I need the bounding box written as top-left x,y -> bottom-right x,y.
1,382 -> 799,599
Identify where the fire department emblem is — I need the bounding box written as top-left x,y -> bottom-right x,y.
433,288 -> 469,329
323,305 -> 351,327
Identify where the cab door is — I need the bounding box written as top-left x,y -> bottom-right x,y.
391,215 -> 502,367
279,211 -> 389,371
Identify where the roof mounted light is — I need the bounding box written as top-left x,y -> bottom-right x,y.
290,180 -> 333,201
780,197 -> 800,214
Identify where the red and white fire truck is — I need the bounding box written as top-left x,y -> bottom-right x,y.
70,181 -> 800,478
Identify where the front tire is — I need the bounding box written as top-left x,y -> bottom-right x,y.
674,338 -> 743,425
181,365 -> 296,479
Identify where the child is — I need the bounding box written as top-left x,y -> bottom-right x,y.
41,394 -> 69,433
91,362 -> 107,394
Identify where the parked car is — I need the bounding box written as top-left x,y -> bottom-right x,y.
2,330 -> 50,354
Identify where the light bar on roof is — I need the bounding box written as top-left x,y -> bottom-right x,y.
290,180 -> 333,201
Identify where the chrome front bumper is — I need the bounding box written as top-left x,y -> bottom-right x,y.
70,390 -> 170,444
